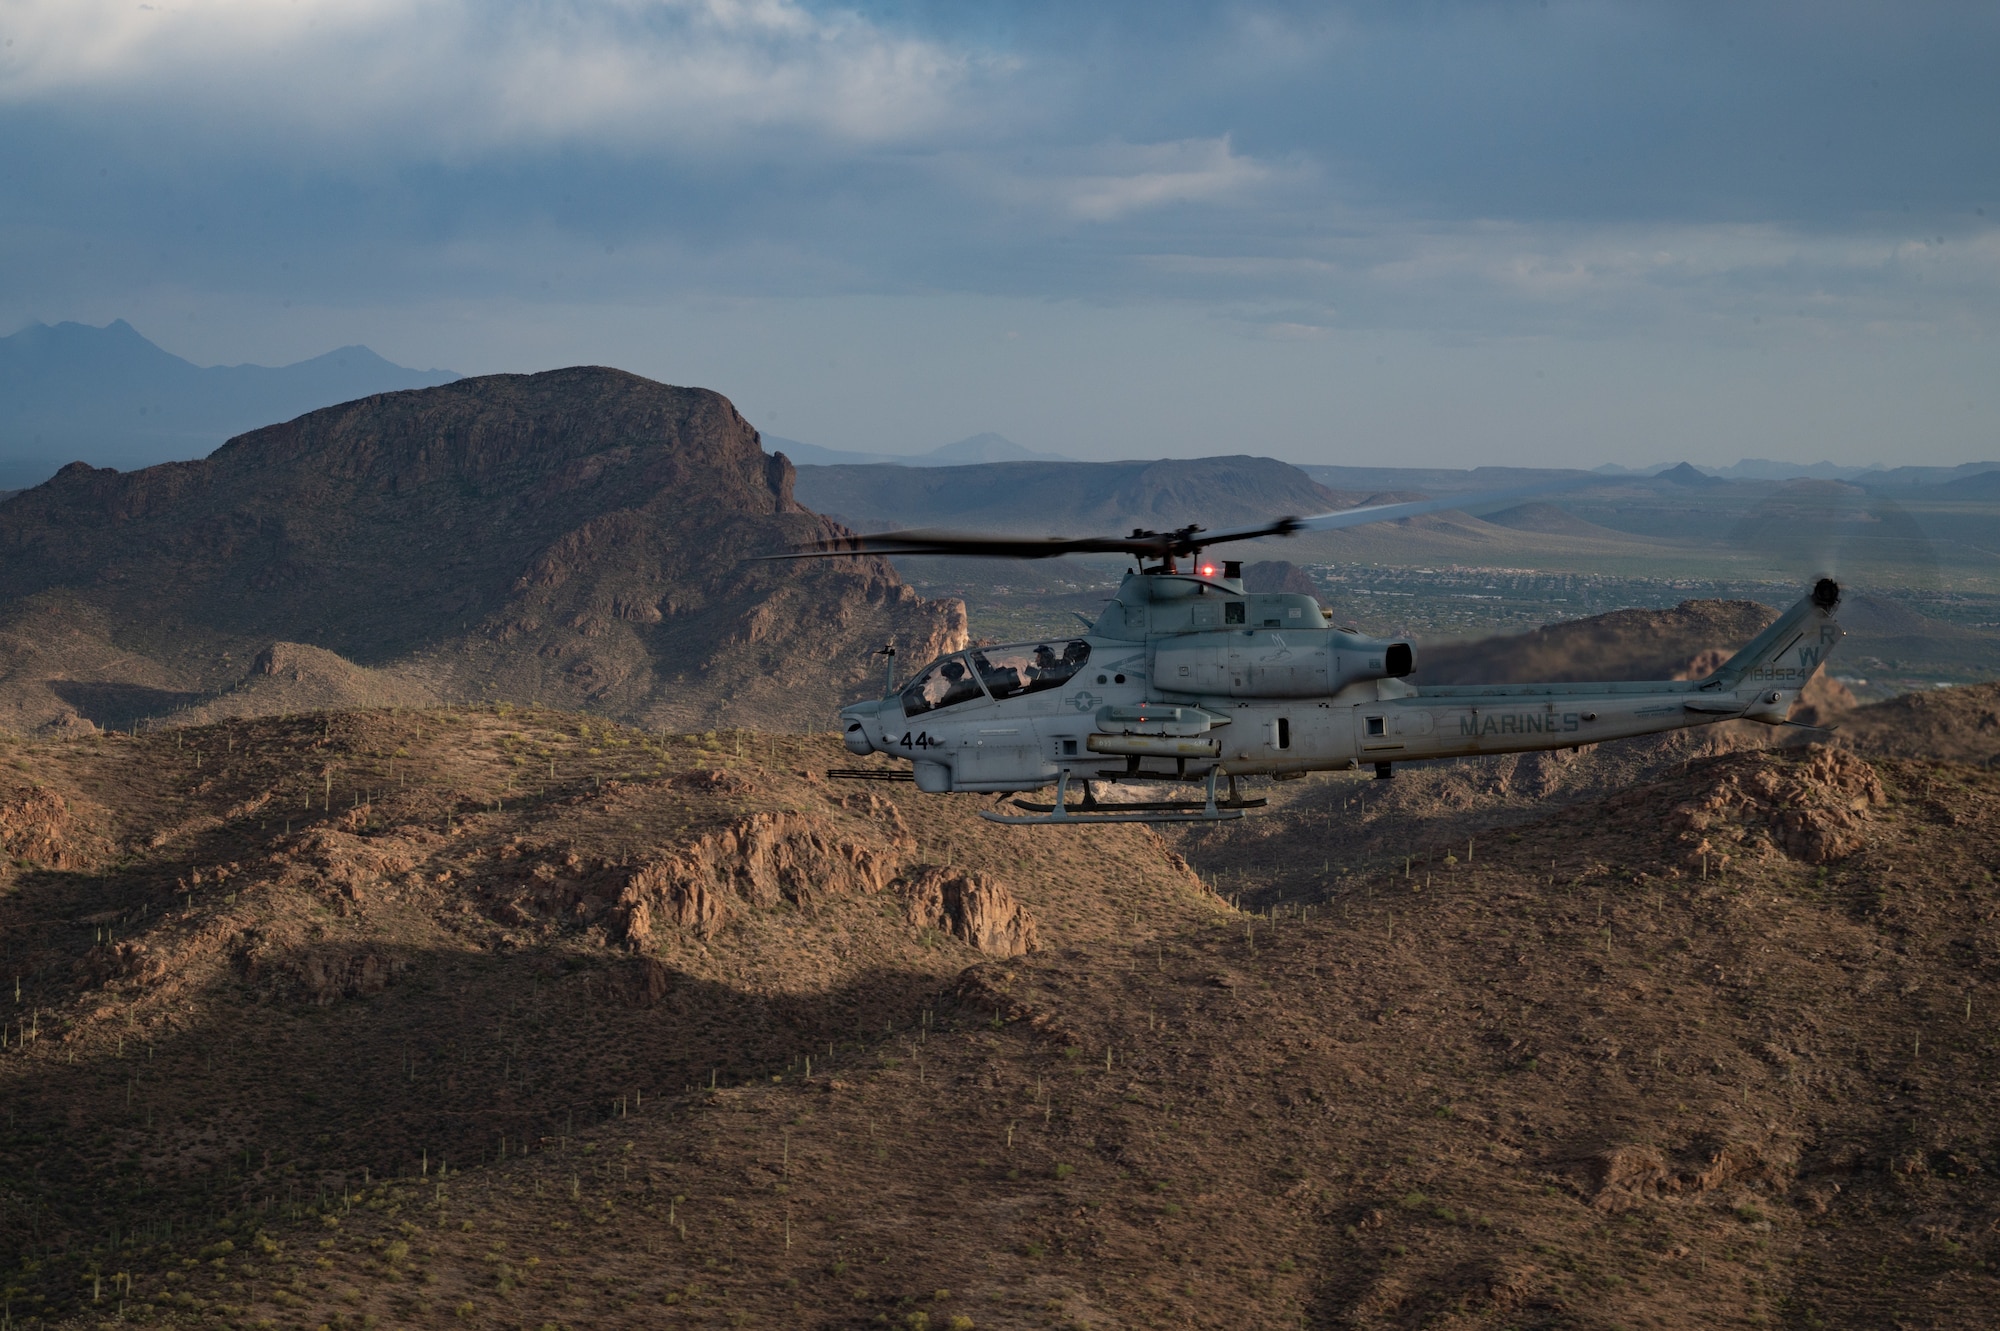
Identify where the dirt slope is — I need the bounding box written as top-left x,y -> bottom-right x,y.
0,706 -> 1214,1319
0,368 -> 964,735
3,709 -> 2000,1328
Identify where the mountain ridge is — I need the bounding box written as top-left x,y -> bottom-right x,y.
0,319 -> 458,485
0,366 -> 964,734
793,453 -> 1359,535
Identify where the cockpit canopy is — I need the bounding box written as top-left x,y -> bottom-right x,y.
900,639 -> 1091,716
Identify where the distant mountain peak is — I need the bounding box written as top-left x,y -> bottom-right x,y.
1654,461 -> 1728,488
0,319 -> 458,487
923,433 -> 1070,465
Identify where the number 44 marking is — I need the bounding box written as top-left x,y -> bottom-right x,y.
899,731 -> 943,750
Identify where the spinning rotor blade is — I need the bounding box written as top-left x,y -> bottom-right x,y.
756,530 -> 1174,561
1199,475 -> 1603,544
764,475 -> 1600,563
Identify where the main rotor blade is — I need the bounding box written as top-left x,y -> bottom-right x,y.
756,530 -> 1160,561
761,475 -> 1601,562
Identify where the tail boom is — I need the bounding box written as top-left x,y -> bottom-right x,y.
1353,581 -> 1844,765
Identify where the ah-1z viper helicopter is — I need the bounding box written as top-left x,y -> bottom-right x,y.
774,484 -> 1843,826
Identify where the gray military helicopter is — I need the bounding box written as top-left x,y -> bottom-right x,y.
775,485 -> 1843,825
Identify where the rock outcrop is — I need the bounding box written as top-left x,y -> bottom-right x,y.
1579,1141 -> 1788,1212
899,864 -> 1040,958
0,783 -> 106,870
244,944 -> 411,1006
1668,746 -> 1886,865
617,811 -> 910,945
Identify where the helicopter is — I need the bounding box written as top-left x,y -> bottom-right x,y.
771,483 -> 1844,825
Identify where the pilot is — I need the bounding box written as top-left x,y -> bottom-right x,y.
1030,644 -> 1059,678
938,657 -> 983,706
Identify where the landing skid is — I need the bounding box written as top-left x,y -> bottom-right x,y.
980,770 -> 1254,826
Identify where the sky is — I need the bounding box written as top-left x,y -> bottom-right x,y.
2,0 -> 1997,467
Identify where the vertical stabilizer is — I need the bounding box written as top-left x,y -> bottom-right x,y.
1699,579 -> 1843,719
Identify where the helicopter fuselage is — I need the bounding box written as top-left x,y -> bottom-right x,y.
838,569 -> 1842,797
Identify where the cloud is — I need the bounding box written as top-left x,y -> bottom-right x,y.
1048,137 -> 1276,223
1129,215 -> 2000,340
1255,321 -> 1333,341
0,0 -> 992,151
936,135 -> 1284,224
4,0 -> 1999,440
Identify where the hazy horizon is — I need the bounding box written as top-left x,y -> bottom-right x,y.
9,315 -> 1995,485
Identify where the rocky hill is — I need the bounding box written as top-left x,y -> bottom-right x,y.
0,368 -> 964,735
1811,680 -> 2000,765
2,706 -> 1997,1328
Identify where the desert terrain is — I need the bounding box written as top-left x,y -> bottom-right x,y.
1,373 -> 1999,1328
1,679 -> 1998,1328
